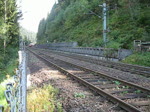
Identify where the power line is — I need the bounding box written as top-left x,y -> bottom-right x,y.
81,5 -> 101,18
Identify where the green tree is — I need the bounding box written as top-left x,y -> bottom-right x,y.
0,0 -> 21,69
37,19 -> 46,43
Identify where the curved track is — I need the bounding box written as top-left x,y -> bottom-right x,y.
27,48 -> 150,112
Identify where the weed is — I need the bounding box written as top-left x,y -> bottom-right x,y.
74,92 -> 86,98
116,86 -> 120,90
56,102 -> 63,112
122,91 -> 128,94
126,86 -> 129,89
135,90 -> 141,93
113,81 -> 121,85
122,86 -> 129,89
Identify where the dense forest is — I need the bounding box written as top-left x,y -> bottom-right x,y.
20,27 -> 37,44
37,0 -> 150,49
0,0 -> 21,81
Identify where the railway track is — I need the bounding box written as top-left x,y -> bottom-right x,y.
32,47 -> 150,77
27,48 -> 150,112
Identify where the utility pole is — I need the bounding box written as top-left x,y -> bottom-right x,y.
84,3 -> 108,47
99,3 -> 107,47
103,3 -> 107,47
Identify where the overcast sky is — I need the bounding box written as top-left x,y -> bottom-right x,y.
18,0 -> 57,33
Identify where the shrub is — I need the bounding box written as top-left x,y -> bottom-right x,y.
27,85 -> 62,112
122,52 -> 150,67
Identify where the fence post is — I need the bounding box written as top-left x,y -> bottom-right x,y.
20,50 -> 27,112
18,43 -> 27,112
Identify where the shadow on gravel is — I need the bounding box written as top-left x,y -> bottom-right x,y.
28,63 -> 43,74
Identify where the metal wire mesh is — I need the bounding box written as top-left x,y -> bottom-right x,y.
4,43 -> 27,112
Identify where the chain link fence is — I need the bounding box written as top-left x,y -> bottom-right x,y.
2,42 -> 27,112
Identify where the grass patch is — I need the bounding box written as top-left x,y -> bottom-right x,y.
27,85 -> 63,112
0,48 -> 18,110
122,52 -> 150,67
0,85 -> 7,106
0,59 -> 18,110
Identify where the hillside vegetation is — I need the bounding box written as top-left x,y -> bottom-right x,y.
122,52 -> 150,67
0,0 -> 20,82
37,0 -> 150,49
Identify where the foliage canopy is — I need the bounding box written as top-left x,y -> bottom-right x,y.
0,0 -> 20,71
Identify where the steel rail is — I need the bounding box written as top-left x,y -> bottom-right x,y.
33,48 -> 150,77
27,48 -> 150,112
29,48 -> 150,93
50,50 -> 150,75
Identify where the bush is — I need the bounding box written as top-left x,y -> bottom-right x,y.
122,52 -> 150,67
27,85 -> 62,112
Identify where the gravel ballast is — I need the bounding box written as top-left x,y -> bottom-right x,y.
40,51 -> 150,89
27,51 -> 126,112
